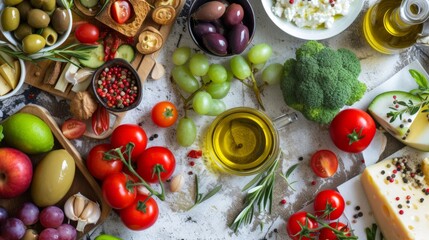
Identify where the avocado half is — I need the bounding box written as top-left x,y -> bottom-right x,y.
368,91 -> 429,152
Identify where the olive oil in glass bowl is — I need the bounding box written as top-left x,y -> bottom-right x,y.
204,107 -> 297,176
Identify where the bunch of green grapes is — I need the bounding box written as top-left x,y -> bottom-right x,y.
171,47 -> 232,147
229,43 -> 283,110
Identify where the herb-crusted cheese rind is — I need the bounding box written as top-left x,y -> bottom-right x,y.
361,156 -> 429,240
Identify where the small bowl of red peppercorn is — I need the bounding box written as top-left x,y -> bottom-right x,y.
91,59 -> 142,112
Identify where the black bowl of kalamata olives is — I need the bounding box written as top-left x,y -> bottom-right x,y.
188,0 -> 255,57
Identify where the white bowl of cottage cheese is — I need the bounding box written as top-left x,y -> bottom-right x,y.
261,0 -> 364,40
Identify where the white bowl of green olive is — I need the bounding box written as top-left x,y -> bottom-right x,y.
0,0 -> 72,55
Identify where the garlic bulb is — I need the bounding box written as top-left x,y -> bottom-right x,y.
64,192 -> 101,232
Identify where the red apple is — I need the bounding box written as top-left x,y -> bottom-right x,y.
0,148 -> 33,198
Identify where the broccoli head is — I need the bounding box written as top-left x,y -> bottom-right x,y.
280,41 -> 366,124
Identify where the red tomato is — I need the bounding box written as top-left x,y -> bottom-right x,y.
313,190 -> 345,220
318,222 -> 352,240
310,150 -> 338,178
111,0 -> 133,24
286,211 -> 318,240
151,101 -> 178,128
86,143 -> 123,181
329,108 -> 376,153
119,194 -> 159,231
75,23 -> 99,44
61,119 -> 86,139
102,172 -> 137,209
110,124 -> 148,160
136,146 -> 176,183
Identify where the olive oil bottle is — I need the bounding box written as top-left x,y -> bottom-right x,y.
363,0 -> 429,54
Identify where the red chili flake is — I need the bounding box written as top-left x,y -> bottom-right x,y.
395,197 -> 400,201
189,161 -> 195,167
399,210 -> 404,215
361,159 -> 365,164
311,180 -> 316,186
280,199 -> 287,205
187,150 -> 202,159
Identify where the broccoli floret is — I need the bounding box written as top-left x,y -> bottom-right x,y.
280,41 -> 366,124
296,40 -> 324,60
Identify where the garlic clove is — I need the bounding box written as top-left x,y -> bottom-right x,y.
170,174 -> 185,192
64,192 -> 102,232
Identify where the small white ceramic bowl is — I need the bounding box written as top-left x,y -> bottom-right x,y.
0,2 -> 72,54
261,0 -> 364,40
0,41 -> 26,100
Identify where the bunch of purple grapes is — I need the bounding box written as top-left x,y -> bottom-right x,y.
0,203 -> 77,240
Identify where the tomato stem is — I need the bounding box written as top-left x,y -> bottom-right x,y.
306,213 -> 358,239
104,143 -> 166,201
347,127 -> 364,145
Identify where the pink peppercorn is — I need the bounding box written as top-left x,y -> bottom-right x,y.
280,199 -> 287,205
399,210 -> 404,215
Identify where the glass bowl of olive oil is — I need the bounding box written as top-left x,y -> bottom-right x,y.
204,107 -> 297,176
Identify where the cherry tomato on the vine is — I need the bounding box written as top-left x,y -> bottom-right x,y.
86,143 -> 123,181
313,189 -> 345,220
151,101 -> 178,128
137,146 -> 176,183
310,150 -> 338,178
75,23 -> 99,44
119,194 -> 159,230
102,172 -> 137,209
318,222 -> 352,240
110,124 -> 148,160
329,108 -> 376,153
286,211 -> 318,240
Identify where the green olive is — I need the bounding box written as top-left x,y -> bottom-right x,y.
4,0 -> 23,6
1,7 -> 20,31
27,9 -> 50,29
30,0 -> 55,12
14,23 -> 33,40
31,149 -> 75,207
41,27 -> 57,46
51,8 -> 70,35
16,1 -> 32,21
22,34 -> 46,54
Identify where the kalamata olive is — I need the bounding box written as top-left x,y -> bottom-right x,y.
228,23 -> 249,54
16,1 -> 32,21
22,34 -> 46,54
14,23 -> 33,40
1,7 -> 20,31
202,32 -> 228,56
192,22 -> 216,39
192,1 -> 225,21
212,19 -> 225,35
27,9 -> 50,29
51,8 -> 70,34
223,3 -> 244,26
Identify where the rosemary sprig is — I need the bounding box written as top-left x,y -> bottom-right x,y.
279,163 -> 299,191
365,223 -> 384,240
230,156 -> 281,232
60,0 -> 74,9
387,69 -> 429,122
189,175 -> 222,210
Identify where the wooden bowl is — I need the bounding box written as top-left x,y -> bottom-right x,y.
0,104 -> 111,238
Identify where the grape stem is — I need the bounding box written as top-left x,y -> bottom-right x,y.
249,72 -> 266,111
